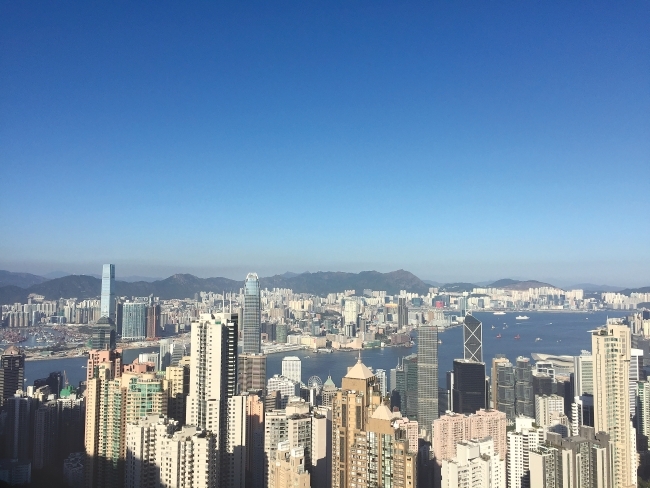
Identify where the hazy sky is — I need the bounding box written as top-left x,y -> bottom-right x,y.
1,2 -> 648,286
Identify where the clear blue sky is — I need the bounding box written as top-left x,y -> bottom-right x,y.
1,2 -> 648,286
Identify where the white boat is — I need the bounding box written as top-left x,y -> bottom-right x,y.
493,311 -> 506,315
535,337 -> 542,342
491,325 -> 496,329
516,315 -> 530,320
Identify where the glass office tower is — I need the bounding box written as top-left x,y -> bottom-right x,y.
418,325 -> 439,440
100,264 -> 116,320
242,273 -> 261,354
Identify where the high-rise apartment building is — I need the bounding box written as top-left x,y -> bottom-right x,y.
535,394 -> 565,428
242,273 -> 261,354
185,312 -> 239,486
271,442 -> 311,488
263,399 -> 331,488
441,437 -> 506,488
122,302 -> 147,341
395,353 -> 418,419
515,357 -> 534,417
490,355 -> 509,409
433,409 -> 507,464
573,350 -> 593,396
246,393 -> 265,488
238,353 -> 267,394
100,264 -> 116,321
630,348 -> 643,418
463,314 -> 482,363
418,325 -> 439,439
529,427 -> 611,488
0,345 -> 25,406
164,360 -> 190,423
125,416 -> 218,488
282,356 -> 302,384
146,304 -> 160,339
267,375 -> 300,409
506,417 -> 544,488
495,359 -> 515,420
592,322 -> 636,487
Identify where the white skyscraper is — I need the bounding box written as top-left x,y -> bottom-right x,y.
630,348 -> 643,418
573,350 -> 593,396
282,356 -> 302,384
506,417 -> 543,488
593,322 -> 636,487
441,437 -> 506,488
100,264 -> 115,320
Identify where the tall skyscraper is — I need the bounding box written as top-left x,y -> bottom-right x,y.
573,350 -> 594,396
185,312 -> 239,485
332,360 -> 416,488
397,297 -> 408,328
418,325 -> 439,439
630,348 -> 643,418
100,264 -> 116,321
592,322 -> 636,487
463,314 -> 482,362
146,303 -> 160,339
452,359 -> 486,415
242,273 -> 261,354
506,417 -> 544,488
121,302 -> 147,341
0,346 -> 25,407
514,356 -> 534,417
282,356 -> 302,384
238,353 -> 267,394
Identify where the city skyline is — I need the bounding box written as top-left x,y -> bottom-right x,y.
1,2 -> 648,286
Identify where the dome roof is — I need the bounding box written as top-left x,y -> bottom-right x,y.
323,375 -> 336,389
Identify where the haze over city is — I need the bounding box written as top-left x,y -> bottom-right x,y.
1,2 -> 649,286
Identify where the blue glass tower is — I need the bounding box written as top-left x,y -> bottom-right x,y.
242,273 -> 261,353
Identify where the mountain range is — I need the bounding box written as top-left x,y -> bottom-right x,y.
0,270 -> 646,306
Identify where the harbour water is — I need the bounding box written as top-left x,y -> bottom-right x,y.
24,310 -> 628,391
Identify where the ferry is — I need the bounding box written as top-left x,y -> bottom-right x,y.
496,334 -> 502,339
514,334 -> 521,340
515,315 -> 530,320
493,311 -> 506,315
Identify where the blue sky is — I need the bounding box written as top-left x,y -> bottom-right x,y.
1,2 -> 648,285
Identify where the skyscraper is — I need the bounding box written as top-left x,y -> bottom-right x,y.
592,322 -> 636,487
282,356 -> 302,384
121,302 -> 147,341
463,314 -> 482,363
238,353 -> 267,394
452,359 -> 486,415
100,264 -> 116,321
242,273 -> 261,354
0,346 -> 25,407
397,297 -> 408,328
418,325 -> 439,439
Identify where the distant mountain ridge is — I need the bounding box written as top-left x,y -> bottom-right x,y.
0,270 -> 49,288
488,279 -> 555,290
0,269 -> 430,305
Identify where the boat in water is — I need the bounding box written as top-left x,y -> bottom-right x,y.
514,334 -> 521,340
496,334 -> 502,339
491,325 -> 496,329
515,315 -> 530,320
535,337 -> 542,342
493,311 -> 506,315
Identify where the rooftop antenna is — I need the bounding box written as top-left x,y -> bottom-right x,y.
358,350 -> 362,363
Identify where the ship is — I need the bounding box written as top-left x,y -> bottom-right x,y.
535,337 -> 542,342
515,315 -> 530,320
514,334 -> 521,340
493,311 -> 506,315
496,334 -> 502,338
491,325 -> 496,329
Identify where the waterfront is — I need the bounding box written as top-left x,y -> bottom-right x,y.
24,310 -> 628,390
